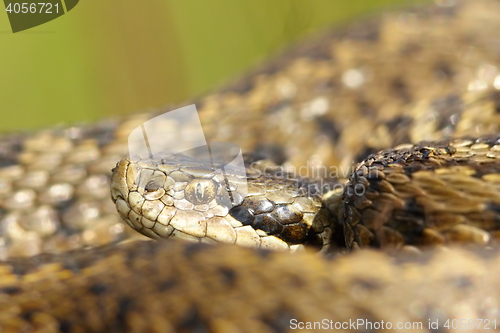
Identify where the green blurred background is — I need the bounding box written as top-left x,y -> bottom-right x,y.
0,0 -> 428,133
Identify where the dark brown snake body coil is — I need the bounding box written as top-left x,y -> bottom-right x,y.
3,1 -> 500,332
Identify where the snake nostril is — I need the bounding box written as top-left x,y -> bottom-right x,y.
145,181 -> 160,192
143,180 -> 166,201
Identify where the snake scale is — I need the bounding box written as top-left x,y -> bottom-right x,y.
3,0 -> 500,331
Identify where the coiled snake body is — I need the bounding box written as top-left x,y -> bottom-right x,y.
3,1 -> 500,332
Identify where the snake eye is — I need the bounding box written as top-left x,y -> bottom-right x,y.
185,179 -> 217,205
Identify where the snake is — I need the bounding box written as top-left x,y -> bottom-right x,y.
3,0 -> 500,331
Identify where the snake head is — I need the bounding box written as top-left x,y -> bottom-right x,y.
111,157 -> 335,252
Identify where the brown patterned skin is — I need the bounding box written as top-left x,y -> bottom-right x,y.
1,240 -> 500,333
3,0 -> 500,332
343,136 -> 500,251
